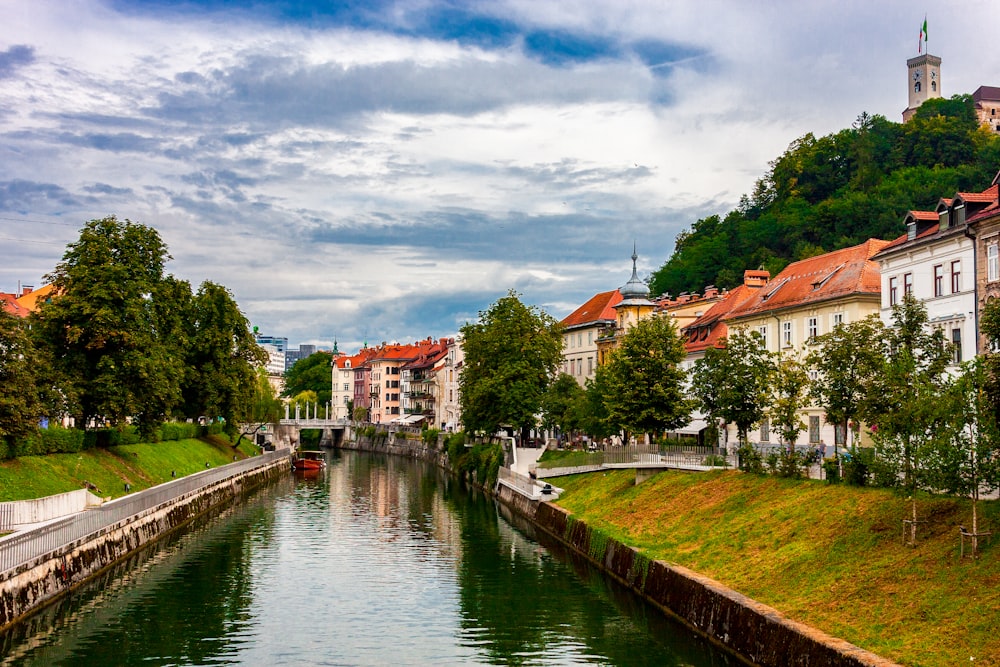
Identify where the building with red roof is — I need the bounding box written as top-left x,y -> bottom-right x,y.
559,289 -> 621,386
722,239 -> 890,450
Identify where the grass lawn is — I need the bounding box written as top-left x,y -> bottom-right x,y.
0,436 -> 256,502
535,448 -> 599,468
554,468 -> 1000,667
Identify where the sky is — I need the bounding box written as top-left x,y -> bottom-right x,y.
3,0 -> 1000,352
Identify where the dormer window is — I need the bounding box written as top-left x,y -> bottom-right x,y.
907,222 -> 916,240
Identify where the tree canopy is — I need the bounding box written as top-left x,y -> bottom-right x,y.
282,351 -> 333,407
601,315 -> 693,437
459,291 -> 562,438
650,97 -> 1000,297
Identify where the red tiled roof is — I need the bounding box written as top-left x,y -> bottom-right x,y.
878,221 -> 942,254
726,239 -> 889,320
956,184 -> 999,204
968,201 -> 1000,225
683,284 -> 759,354
561,290 -> 622,328
1,293 -> 30,317
14,284 -> 55,313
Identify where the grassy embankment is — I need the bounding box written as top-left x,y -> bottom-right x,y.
554,468 -> 1000,667
0,435 -> 259,502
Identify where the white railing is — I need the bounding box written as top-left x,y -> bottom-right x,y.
0,448 -> 290,576
0,489 -> 103,531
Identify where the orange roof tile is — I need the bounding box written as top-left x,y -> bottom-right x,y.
726,239 -> 888,320
561,290 -> 622,329
683,284 -> 759,354
1,293 -> 30,317
956,183 -> 999,204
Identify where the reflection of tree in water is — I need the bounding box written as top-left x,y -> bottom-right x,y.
447,485 -> 736,667
0,479 -> 289,667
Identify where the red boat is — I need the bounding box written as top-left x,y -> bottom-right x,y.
292,450 -> 326,471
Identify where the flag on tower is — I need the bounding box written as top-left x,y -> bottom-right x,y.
918,16 -> 928,53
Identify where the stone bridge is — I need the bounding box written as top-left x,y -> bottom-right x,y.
275,401 -> 352,448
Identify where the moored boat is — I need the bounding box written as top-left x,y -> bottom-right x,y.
292,450 -> 326,471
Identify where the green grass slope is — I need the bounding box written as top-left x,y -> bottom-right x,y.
0,436 -> 254,502
554,469 -> 1000,667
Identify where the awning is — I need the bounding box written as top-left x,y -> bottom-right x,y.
401,414 -> 426,424
673,418 -> 708,435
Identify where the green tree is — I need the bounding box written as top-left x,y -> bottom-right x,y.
690,328 -> 774,454
807,315 -> 887,457
33,216 -> 184,436
580,367 -> 617,442
866,295 -> 952,545
540,373 -> 586,443
282,351 -> 333,407
0,310 -> 44,455
183,281 -> 266,436
459,291 -> 562,439
236,368 -> 283,446
602,315 -> 693,439
934,358 -> 1000,557
770,356 -> 810,449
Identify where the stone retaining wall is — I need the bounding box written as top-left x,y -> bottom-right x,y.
0,455 -> 288,631
495,484 -> 899,667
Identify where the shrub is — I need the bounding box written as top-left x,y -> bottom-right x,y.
702,454 -> 728,467
159,421 -> 199,442
422,428 -> 441,447
738,443 -> 765,474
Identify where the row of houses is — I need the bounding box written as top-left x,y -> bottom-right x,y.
561,175 -> 1000,450
329,337 -> 464,430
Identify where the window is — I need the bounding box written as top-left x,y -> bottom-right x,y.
835,424 -> 845,446
782,321 -> 792,347
933,264 -> 944,297
344,383 -> 350,391
343,396 -> 349,404
951,261 -> 961,293
903,272 -> 914,296
989,243 -> 999,282
757,325 -> 768,349
570,359 -> 575,375
889,276 -> 899,305
587,357 -> 593,375
952,328 -> 962,364
807,317 -> 818,341
760,418 -> 770,443
832,312 -> 844,328
577,333 -> 582,347
914,81 -> 921,93
587,331 -> 593,345
809,416 -> 821,444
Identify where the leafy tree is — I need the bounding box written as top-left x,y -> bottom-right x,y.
934,358 -> 1000,557
459,291 -> 562,439
690,328 -> 774,453
181,281 -> 266,437
770,356 -> 810,449
288,390 -> 318,416
33,216 -> 184,437
807,315 -> 887,456
540,373 -> 586,443
236,368 -> 283,446
602,315 -> 693,439
580,367 -> 617,442
866,295 -> 952,545
282,351 -> 333,406
0,310 -> 45,455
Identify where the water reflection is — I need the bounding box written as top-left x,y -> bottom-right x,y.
1,451 -> 734,666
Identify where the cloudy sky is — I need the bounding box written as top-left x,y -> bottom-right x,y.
3,0 -> 1000,351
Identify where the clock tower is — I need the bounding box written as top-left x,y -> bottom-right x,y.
903,53 -> 942,122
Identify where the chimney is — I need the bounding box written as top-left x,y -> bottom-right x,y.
21,285 -> 33,296
704,285 -> 718,299
744,270 -> 770,288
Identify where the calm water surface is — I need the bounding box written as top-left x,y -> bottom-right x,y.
1,451 -> 736,666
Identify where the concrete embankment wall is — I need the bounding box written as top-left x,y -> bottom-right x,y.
495,483 -> 899,667
0,453 -> 289,631
0,490 -> 104,531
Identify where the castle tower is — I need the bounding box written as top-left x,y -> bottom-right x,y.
903,53 -> 941,122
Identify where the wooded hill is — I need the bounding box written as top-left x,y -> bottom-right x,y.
649,95 -> 1000,297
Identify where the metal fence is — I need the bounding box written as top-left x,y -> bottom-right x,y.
0,448 -> 290,577
565,444 -> 732,468
497,467 -> 538,496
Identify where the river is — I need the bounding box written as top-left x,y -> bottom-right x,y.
0,450 -> 737,666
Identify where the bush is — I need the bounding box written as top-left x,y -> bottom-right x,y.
842,448 -> 873,487
738,443 -> 765,474
445,432 -> 467,462
159,422 -> 199,442
422,428 -> 441,447
702,454 -> 728,467
822,457 -> 841,483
